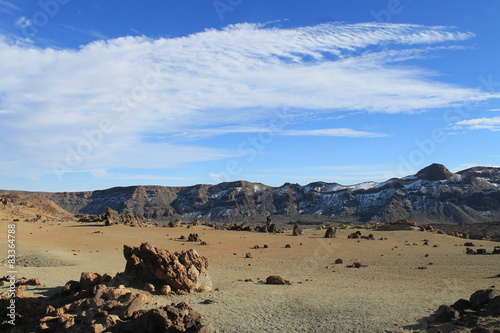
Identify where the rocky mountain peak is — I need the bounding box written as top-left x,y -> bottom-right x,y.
416,163 -> 454,181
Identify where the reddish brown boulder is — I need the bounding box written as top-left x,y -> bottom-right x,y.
120,242 -> 212,293
104,207 -> 121,226
265,275 -> 291,285
113,302 -> 205,333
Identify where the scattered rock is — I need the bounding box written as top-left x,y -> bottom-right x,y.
144,283 -> 155,293
265,275 -> 291,285
292,224 -> 303,236
334,258 -> 343,264
201,299 -> 216,304
245,253 -> 252,258
347,231 -> 361,239
187,233 -> 200,242
159,285 -> 171,295
284,244 -> 291,248
324,226 -> 337,238
347,262 -> 365,268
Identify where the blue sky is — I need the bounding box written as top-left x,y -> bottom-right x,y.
1,0 -> 500,192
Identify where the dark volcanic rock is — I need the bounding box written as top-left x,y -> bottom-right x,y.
416,163 -> 454,181
470,289 -> 500,307
412,288 -> 500,332
430,305 -> 460,323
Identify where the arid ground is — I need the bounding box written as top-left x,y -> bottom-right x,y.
1,221 -> 499,332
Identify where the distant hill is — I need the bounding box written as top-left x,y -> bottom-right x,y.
0,192 -> 74,222
30,163 -> 500,224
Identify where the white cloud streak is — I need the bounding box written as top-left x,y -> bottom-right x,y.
279,128 -> 387,138
453,116 -> 500,131
0,22 -> 498,179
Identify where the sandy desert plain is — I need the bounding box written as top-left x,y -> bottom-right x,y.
1,220 -> 499,333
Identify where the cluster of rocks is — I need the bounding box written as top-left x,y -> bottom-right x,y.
375,219 -> 420,231
347,230 -> 375,240
255,217 -> 285,233
0,243 -> 211,332
419,288 -> 500,332
79,207 -> 152,227
0,273 -> 205,332
346,262 -> 366,268
466,246 -> 500,255
0,276 -> 41,287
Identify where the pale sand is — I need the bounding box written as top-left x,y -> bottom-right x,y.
1,221 -> 499,332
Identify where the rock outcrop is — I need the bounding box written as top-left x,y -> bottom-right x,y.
411,288 -> 500,332
118,242 -> 212,294
292,224 -> 303,236
324,226 -> 337,238
0,243 -> 211,332
375,219 -> 420,231
0,281 -> 205,333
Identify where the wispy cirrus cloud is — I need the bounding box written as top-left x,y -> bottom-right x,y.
452,116 -> 500,131
0,0 -> 20,15
0,22 -> 499,180
279,128 -> 387,138
168,126 -> 386,139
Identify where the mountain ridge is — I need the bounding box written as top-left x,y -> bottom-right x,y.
18,163 -> 496,224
